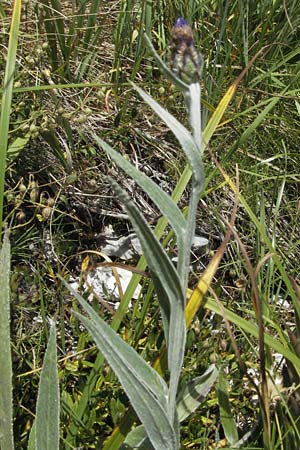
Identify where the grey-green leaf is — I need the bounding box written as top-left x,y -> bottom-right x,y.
94,134 -> 186,249
27,421 -> 36,450
121,425 -> 153,450
35,321 -> 60,450
0,231 -> 14,450
64,281 -> 177,450
177,365 -> 219,422
132,82 -> 204,185
109,178 -> 186,419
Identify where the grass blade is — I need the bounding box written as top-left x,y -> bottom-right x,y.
0,231 -> 14,450
218,371 -> 239,446
0,0 -> 21,235
35,322 -> 60,450
204,296 -> 300,372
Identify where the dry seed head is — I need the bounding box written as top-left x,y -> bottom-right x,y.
14,195 -> 23,208
41,67 -> 51,78
209,353 -> 218,363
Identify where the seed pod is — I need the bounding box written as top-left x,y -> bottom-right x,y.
42,206 -> 52,220
47,197 -> 55,207
16,210 -> 26,221
19,183 -> 27,194
29,181 -> 39,202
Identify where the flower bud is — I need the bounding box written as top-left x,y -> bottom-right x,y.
170,18 -> 203,84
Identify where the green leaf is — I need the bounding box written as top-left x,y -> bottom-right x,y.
177,365 -> 219,422
7,133 -> 31,161
119,364 -> 218,450
217,371 -> 239,446
0,231 -> 14,450
63,281 -> 177,450
35,322 -> 60,450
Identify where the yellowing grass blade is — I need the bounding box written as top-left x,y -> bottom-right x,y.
185,243 -> 230,326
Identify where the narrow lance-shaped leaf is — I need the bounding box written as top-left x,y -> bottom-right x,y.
61,280 -> 177,450
35,321 -> 60,450
109,179 -> 185,428
109,178 -> 185,326
94,134 -> 186,249
120,365 -> 219,450
177,365 -> 219,422
62,280 -> 169,402
0,231 -> 14,450
121,425 -> 152,450
132,82 -> 204,187
131,81 -> 204,295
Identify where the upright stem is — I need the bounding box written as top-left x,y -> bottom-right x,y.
186,83 -> 202,153
177,82 -> 204,292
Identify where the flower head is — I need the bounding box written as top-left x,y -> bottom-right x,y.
170,17 -> 202,84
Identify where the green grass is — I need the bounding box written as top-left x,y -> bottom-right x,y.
1,1 -> 300,449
